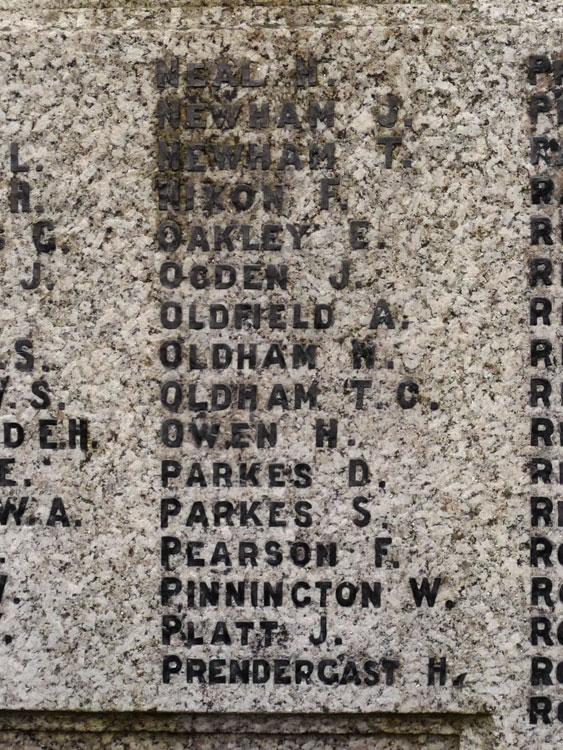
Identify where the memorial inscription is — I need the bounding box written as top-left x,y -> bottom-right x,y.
155,53 -> 446,691
0,2 -> 561,749
528,52 -> 563,728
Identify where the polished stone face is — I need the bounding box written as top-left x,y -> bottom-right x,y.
0,0 -> 559,748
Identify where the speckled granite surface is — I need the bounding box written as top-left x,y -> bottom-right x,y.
0,1 -> 559,748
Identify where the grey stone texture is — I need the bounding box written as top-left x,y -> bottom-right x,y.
0,0 -> 559,748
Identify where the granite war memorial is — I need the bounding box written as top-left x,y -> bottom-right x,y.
0,1 -> 560,748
